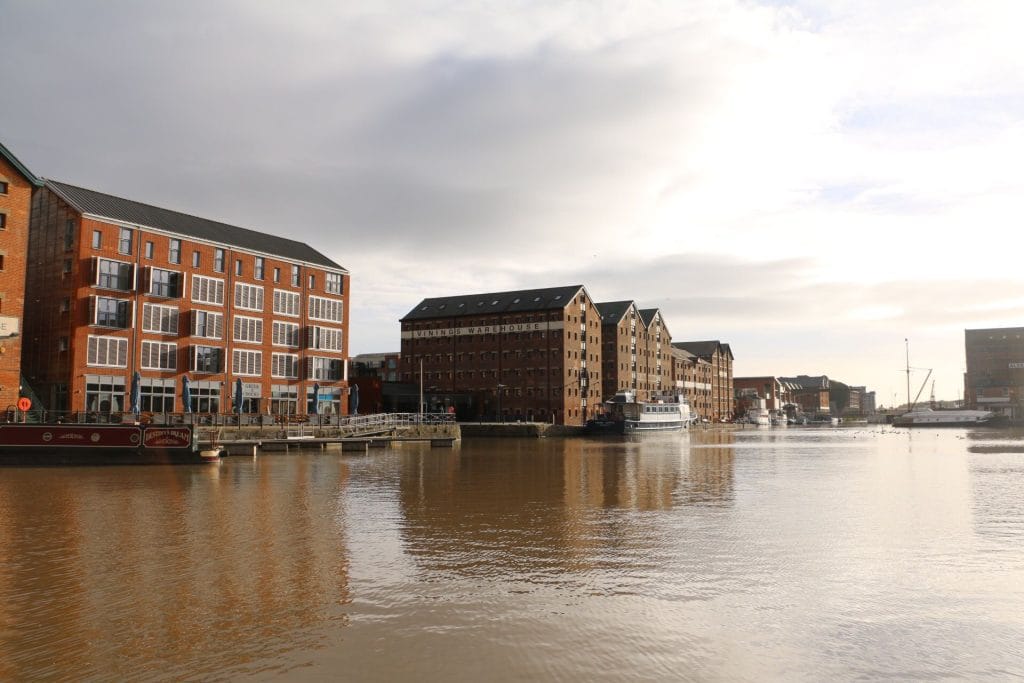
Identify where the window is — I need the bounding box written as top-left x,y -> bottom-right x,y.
271,353 -> 299,378
92,230 -> 102,249
118,228 -> 132,254
145,241 -> 154,259
140,378 -> 175,412
272,289 -> 300,317
308,274 -> 315,289
142,303 -> 179,334
308,295 -> 343,322
192,251 -> 200,268
325,272 -> 343,294
95,258 -> 133,290
272,321 -> 300,347
58,336 -> 69,352
273,267 -> 280,283
307,325 -> 343,352
0,255 -> 4,271
255,257 -> 265,280
235,259 -> 242,276
86,335 -> 128,368
63,221 -> 75,250
191,275 -> 225,305
169,239 -> 181,264
0,212 -> 5,230
232,349 -> 262,376
192,345 -> 224,373
187,380 -> 221,413
291,265 -> 299,287
148,268 -> 182,298
307,356 -> 343,381
90,296 -> 131,328
270,385 -> 298,415
84,374 -> 126,412
214,248 -> 225,272
233,315 -> 264,343
0,181 -> 7,194
141,341 -> 177,370
191,310 -> 223,339
234,283 -> 263,311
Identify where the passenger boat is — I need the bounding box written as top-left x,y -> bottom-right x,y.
892,408 -> 999,427
585,390 -> 691,434
0,423 -> 218,466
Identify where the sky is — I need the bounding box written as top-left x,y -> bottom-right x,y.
2,0 -> 1023,407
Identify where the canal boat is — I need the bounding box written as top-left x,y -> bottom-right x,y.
0,423 -> 217,465
585,390 -> 691,434
892,408 -> 999,428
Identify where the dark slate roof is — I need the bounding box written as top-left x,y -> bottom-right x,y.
402,285 -> 585,321
779,375 -> 829,389
46,180 -> 345,271
672,340 -> 722,359
0,141 -> 42,186
638,308 -> 660,326
594,300 -> 635,325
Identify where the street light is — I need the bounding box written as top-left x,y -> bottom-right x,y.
495,385 -> 507,421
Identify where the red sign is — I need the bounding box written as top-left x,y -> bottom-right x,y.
17,397 -> 31,411
0,425 -> 143,448
142,427 -> 192,449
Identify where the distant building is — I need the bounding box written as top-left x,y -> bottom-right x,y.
399,285 -> 602,425
0,142 -> 42,410
733,376 -> 789,412
348,352 -> 400,415
964,327 -> 1024,419
350,352 -> 399,382
669,347 -> 714,420
672,341 -> 734,421
779,375 -> 830,414
597,301 -> 671,401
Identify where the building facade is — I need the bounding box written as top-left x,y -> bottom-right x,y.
778,375 -> 831,415
0,143 -> 42,410
733,376 -> 789,412
399,285 -> 602,425
964,327 -> 1024,418
23,181 -> 349,418
670,347 -> 714,420
597,302 -> 671,401
672,341 -> 734,421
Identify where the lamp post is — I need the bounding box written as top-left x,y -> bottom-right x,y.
496,383 -> 506,423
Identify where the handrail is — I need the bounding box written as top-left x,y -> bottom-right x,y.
5,409 -> 456,430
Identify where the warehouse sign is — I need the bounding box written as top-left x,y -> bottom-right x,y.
402,321 -> 565,340
0,316 -> 19,339
1009,363 -> 1024,369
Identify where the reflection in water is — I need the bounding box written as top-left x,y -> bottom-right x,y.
1,429 -> 1023,681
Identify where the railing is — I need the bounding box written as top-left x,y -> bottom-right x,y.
7,409 -> 456,436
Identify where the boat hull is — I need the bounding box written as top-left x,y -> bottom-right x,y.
0,424 -> 209,466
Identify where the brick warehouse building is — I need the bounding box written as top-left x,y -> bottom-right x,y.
399,285 -> 602,425
597,301 -> 671,401
671,340 -> 734,421
23,180 -> 350,418
964,327 -> 1024,419
0,143 -> 43,410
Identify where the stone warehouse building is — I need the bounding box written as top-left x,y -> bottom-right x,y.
23,181 -> 350,417
399,285 -> 603,425
0,143 -> 42,410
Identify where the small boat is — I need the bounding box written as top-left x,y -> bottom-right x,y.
0,423 -> 213,466
585,390 -> 691,433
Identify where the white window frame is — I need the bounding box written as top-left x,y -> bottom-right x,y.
147,267 -> 184,299
142,303 -> 179,335
271,352 -> 299,379
272,289 -> 300,317
234,282 -> 264,311
141,340 -> 177,370
191,309 -> 224,340
307,355 -> 343,381
233,315 -> 264,344
306,325 -> 343,352
191,345 -> 224,374
325,272 -> 343,294
93,257 -> 135,292
86,335 -> 128,368
308,295 -> 343,323
191,274 -> 225,306
232,349 -> 263,376
272,321 -> 300,347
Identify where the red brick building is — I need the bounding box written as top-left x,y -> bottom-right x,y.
597,301 -> 671,401
400,285 -> 602,425
0,142 -> 43,410
23,180 -> 349,418
671,341 -> 734,421
733,376 -> 789,412
964,327 -> 1024,419
778,375 -> 830,415
669,347 -> 714,420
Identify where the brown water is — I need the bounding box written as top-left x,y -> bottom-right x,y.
2,427 -> 1023,681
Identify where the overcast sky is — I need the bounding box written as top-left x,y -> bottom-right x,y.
3,0 -> 1023,406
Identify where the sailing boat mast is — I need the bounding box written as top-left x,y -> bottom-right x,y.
905,338 -> 911,410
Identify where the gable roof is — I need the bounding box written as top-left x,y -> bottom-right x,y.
402,285 -> 586,321
673,340 -> 733,360
46,180 -> 345,271
594,300 -> 635,325
0,141 -> 42,186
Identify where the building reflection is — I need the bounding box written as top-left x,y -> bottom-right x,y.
0,459 -> 353,680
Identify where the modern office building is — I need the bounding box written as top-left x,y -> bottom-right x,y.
399,285 -> 602,425
23,180 -> 350,417
0,142 -> 43,409
964,326 -> 1024,418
